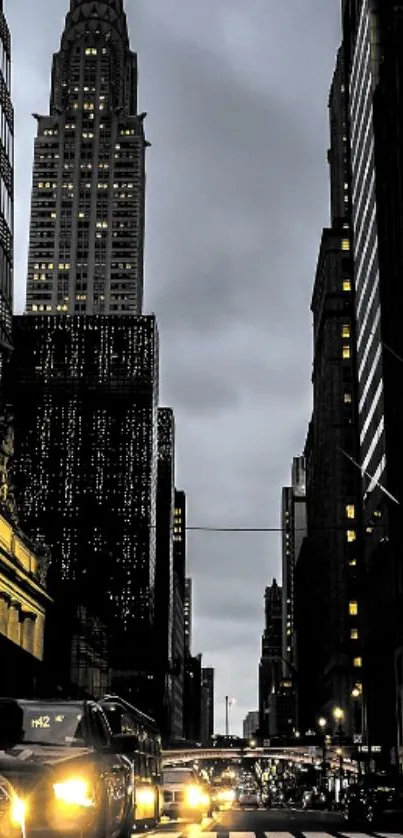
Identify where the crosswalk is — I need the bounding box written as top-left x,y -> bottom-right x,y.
151,832 -> 403,838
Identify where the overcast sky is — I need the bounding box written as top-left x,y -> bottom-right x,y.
9,0 -> 341,735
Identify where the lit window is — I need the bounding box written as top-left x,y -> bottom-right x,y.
342,239 -> 350,251
349,559 -> 357,567
353,657 -> 362,668
347,530 -> 356,543
349,601 -> 358,616
343,345 -> 351,359
344,393 -> 352,404
342,324 -> 351,338
350,629 -> 359,640
343,280 -> 351,291
346,505 -> 355,519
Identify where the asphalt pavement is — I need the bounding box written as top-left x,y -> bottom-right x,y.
149,806 -> 403,838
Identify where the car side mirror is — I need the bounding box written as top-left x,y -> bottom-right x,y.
110,733 -> 139,754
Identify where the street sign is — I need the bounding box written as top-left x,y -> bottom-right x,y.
358,745 -> 381,753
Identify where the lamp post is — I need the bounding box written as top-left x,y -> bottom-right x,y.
225,696 -> 235,736
333,707 -> 345,804
318,717 -> 327,787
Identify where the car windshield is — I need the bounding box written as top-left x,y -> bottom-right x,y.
163,770 -> 194,785
18,702 -> 86,746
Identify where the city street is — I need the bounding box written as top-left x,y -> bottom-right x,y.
151,808 -> 403,838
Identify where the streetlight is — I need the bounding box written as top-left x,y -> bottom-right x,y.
318,717 -> 327,786
225,696 -> 235,736
333,706 -> 344,723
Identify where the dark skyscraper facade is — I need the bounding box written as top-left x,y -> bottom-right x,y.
295,46 -> 363,739
0,0 -> 13,377
173,490 -> 186,595
200,667 -> 214,743
8,314 -> 159,697
184,577 -> 192,655
154,407 -> 175,737
341,0 -> 403,766
26,0 -> 146,316
259,579 -> 282,737
281,457 -> 306,679
170,490 -> 186,740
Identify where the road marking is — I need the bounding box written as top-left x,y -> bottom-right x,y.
303,833 -> 337,838
149,833 -> 182,838
341,833 -> 389,838
230,833 -> 256,838
265,832 -> 296,838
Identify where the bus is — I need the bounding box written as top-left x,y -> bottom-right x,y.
100,695 -> 162,828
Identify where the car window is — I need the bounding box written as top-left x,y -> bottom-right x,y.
90,709 -> 109,748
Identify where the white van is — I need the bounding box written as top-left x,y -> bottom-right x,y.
161,767 -> 211,822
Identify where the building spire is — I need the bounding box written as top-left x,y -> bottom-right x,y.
63,0 -> 129,42
51,0 -> 136,115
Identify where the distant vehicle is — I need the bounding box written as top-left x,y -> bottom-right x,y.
161,767 -> 212,822
345,775 -> 403,827
210,783 -> 235,809
0,695 -> 161,837
237,787 -> 260,809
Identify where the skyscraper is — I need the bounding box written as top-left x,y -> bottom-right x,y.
25,0 -> 147,316
281,457 -> 306,679
294,45 -> 362,739
7,0 -> 162,706
154,407 -> 175,737
184,578 -> 192,654
243,711 -> 259,741
9,314 -> 159,702
0,0 -> 13,378
341,0 -> 403,765
259,579 -> 282,737
171,490 -> 187,739
200,667 -> 214,743
173,490 -> 186,596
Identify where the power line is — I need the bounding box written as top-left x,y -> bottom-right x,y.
183,524 -> 383,533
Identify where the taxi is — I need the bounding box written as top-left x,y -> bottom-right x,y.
0,697 -> 137,837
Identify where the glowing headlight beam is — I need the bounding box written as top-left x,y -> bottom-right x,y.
136,787 -> 155,806
10,796 -> 26,828
53,779 -> 94,808
186,785 -> 202,806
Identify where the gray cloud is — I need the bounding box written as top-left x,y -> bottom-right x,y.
9,0 -> 341,733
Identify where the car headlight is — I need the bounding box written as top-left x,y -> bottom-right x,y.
186,785 -> 202,806
137,787 -> 155,806
10,796 -> 26,828
53,778 -> 95,808
219,789 -> 235,802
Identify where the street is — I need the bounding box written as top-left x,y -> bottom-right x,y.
150,808 -> 403,838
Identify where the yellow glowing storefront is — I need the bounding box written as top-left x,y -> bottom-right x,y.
0,514 -> 52,689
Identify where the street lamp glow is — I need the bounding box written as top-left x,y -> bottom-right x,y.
333,706 -> 344,722
318,717 -> 327,729
351,687 -> 361,698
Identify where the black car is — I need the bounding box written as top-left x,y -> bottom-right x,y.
345,774 -> 403,827
0,697 -> 138,838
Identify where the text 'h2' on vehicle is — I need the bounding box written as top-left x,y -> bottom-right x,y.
0,695 -> 162,837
